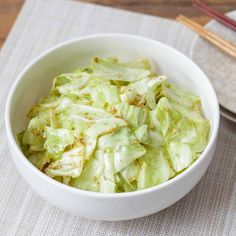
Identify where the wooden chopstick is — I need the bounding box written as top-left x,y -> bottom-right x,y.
193,0 -> 236,31
176,15 -> 236,59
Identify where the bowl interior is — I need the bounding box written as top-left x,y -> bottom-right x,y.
8,35 -> 218,149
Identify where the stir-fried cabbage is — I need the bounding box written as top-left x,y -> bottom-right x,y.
18,57 -> 210,193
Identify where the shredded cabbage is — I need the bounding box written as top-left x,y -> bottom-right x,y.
18,57 -> 210,193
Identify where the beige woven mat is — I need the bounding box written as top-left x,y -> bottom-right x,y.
0,0 -> 235,235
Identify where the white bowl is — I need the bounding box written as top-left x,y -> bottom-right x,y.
5,34 -> 220,221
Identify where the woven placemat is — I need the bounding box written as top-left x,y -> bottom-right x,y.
0,0 -> 235,235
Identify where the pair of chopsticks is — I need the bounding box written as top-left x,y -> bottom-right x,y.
176,0 -> 236,59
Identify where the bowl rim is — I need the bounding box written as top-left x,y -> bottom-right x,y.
5,33 -> 220,198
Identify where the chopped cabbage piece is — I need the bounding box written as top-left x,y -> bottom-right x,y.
18,57 -> 210,193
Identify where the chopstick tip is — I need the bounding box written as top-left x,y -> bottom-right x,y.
176,14 -> 183,20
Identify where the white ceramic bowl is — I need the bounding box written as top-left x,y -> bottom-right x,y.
5,34 -> 219,221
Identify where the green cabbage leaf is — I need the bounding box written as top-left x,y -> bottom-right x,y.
18,57 -> 210,192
